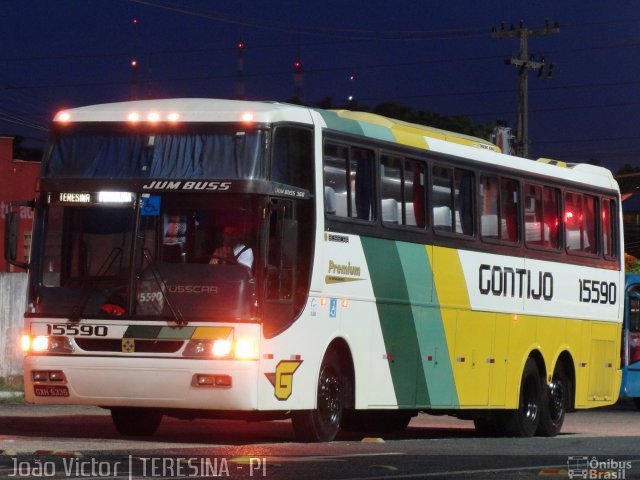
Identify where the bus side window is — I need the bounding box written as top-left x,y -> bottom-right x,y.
323,143 -> 348,217
565,192 -> 597,255
480,175 -> 499,239
500,178 -> 519,242
602,198 -> 617,259
352,148 -> 374,221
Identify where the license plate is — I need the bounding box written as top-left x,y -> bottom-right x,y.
34,385 -> 69,397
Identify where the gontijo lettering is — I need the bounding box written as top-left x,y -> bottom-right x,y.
478,264 -> 553,300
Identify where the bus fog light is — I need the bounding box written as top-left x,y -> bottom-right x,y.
193,374 -> 232,388
195,374 -> 215,386
48,371 -> 66,382
32,371 -> 48,382
214,375 -> 232,387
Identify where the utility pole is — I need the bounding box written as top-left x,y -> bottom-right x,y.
492,19 -> 559,158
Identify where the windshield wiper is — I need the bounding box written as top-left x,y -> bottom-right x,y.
142,248 -> 186,326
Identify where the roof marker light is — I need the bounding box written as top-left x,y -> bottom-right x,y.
147,112 -> 160,122
167,112 -> 180,122
56,111 -> 71,123
241,112 -> 254,122
128,112 -> 140,122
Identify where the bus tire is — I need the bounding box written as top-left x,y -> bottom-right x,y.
633,398 -> 640,411
501,358 -> 542,437
292,351 -> 344,442
537,365 -> 568,437
111,407 -> 162,436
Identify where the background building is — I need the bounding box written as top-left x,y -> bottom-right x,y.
0,137 -> 39,272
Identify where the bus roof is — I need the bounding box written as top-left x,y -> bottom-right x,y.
54,98 -> 619,192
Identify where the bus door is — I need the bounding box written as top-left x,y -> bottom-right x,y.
263,199 -> 298,338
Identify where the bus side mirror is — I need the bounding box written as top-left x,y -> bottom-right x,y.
4,201 -> 33,270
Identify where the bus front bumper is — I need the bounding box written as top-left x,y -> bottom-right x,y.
23,355 -> 259,410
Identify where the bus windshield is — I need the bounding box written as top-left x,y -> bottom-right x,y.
44,127 -> 267,179
34,192 -> 263,323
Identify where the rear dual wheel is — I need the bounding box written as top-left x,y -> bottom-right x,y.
502,358 -> 542,437
537,366 -> 568,437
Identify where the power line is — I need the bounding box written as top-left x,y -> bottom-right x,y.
127,0 -> 489,41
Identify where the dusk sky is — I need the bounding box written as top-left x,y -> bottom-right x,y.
1,1 -> 638,173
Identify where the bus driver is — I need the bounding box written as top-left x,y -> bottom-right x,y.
209,226 -> 253,269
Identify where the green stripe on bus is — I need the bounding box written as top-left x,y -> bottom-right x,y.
316,110 -> 365,136
123,325 -> 162,339
358,122 -> 396,143
361,237 -> 429,407
396,243 -> 458,407
158,326 -> 196,339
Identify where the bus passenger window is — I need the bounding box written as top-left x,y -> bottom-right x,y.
583,195 -> 597,254
380,155 -> 402,224
455,169 -> 474,235
543,187 -> 560,248
480,176 -> 499,239
323,143 -> 348,217
352,148 -> 374,221
526,185 -> 560,249
602,198 -> 617,259
481,175 -> 519,243
323,143 -> 374,221
500,178 -> 519,242
433,166 -> 453,232
524,184 -> 543,245
380,155 -> 426,227
433,166 -> 473,236
565,192 -> 597,255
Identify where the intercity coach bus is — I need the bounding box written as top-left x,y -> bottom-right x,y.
5,99 -> 624,441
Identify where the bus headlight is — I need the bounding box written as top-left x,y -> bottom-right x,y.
212,339 -> 233,358
235,338 -> 257,360
183,337 -> 258,360
22,335 -> 74,353
32,336 -> 50,352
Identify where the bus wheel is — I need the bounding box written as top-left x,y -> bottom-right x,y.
292,351 -> 344,442
502,358 -> 542,437
537,366 -> 568,437
633,398 -> 640,411
111,407 -> 162,436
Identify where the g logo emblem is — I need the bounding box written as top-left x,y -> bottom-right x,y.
265,360 -> 303,400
